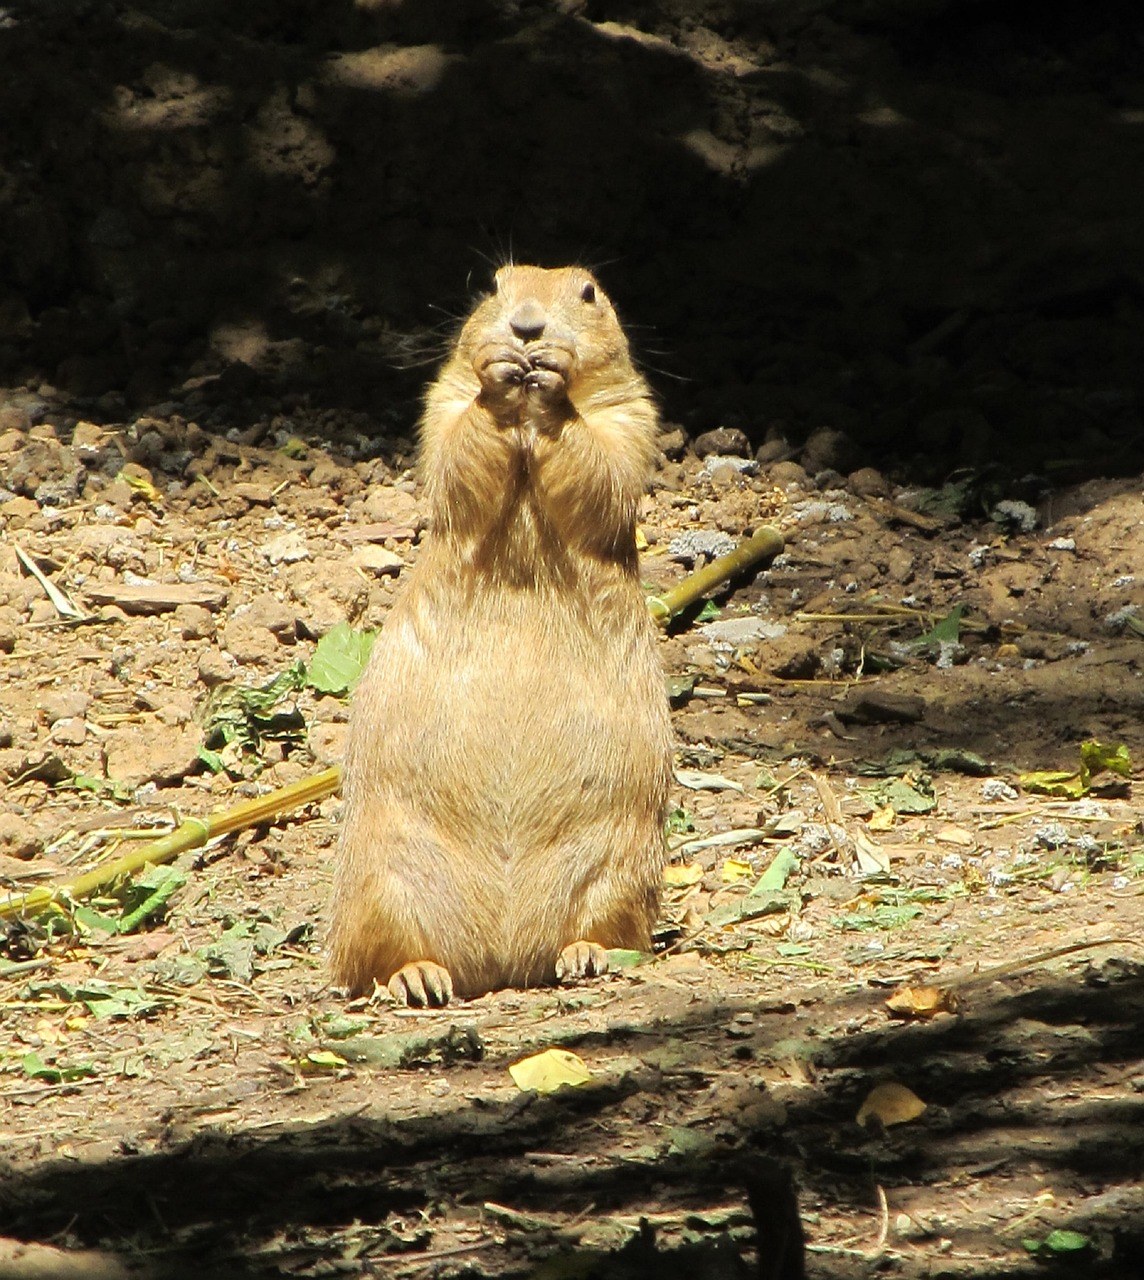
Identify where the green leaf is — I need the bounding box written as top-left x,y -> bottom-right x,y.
1042,1230 -> 1090,1254
605,948 -> 649,970
665,674 -> 696,708
306,622 -> 377,696
750,848 -> 800,895
21,1052 -> 97,1083
694,600 -> 721,623
665,806 -> 694,835
1080,739 -> 1131,781
1020,769 -> 1087,799
861,777 -> 936,814
913,605 -> 964,648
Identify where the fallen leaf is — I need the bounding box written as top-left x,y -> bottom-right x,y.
885,985 -> 959,1019
867,805 -> 896,832
853,832 -> 891,875
857,1081 -> 927,1127
675,768 -> 744,793
721,857 -> 754,883
664,861 -> 703,887
934,824 -> 975,846
508,1048 -> 592,1094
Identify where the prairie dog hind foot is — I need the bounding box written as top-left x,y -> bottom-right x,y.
387,960 -> 455,1007
556,940 -> 610,983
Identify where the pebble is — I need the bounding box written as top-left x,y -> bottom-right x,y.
667,530 -> 736,563
105,721 -> 202,786
41,689 -> 91,725
847,467 -> 890,498
222,619 -> 280,663
700,617 -> 788,647
1047,537 -> 1076,552
801,427 -> 859,476
350,545 -> 405,577
261,531 -> 310,564
50,716 -> 87,746
0,812 -> 39,859
991,499 -> 1037,532
236,592 -> 297,638
702,454 -> 758,481
981,779 -> 1018,802
308,722 -> 348,766
174,603 -> 216,640
198,650 -> 236,687
693,427 -> 751,459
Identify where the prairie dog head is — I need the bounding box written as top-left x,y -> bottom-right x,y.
453,265 -> 645,420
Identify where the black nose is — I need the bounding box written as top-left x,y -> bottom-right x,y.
508,300 -> 547,341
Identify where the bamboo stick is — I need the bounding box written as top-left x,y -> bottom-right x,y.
647,525 -> 784,625
0,767 -> 341,920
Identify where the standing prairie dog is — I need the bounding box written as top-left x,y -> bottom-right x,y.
330,265 -> 673,1005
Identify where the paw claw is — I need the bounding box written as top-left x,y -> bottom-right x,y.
556,940 -> 609,984
387,961 -> 455,1007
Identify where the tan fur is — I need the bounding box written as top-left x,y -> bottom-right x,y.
329,265 -> 673,1000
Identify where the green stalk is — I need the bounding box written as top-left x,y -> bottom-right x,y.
0,767 -> 341,920
647,525 -> 784,625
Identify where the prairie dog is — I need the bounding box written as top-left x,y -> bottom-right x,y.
329,265 -> 672,1005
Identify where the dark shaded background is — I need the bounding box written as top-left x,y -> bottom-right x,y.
2,0 -> 1143,478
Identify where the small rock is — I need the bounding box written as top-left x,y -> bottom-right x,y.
261,531 -> 310,565
105,721 -> 202,786
237,592 -> 297,638
701,617 -> 788,647
801,427 -> 859,476
982,778 -> 1023,798
658,425 -> 687,459
0,812 -> 39,859
41,689 -> 91,725
764,461 -> 808,489
812,468 -> 847,491
1047,537 -> 1076,552
0,606 -> 18,653
233,482 -> 275,505
693,427 -> 751,459
198,650 -> 235,687
791,500 -> 852,525
361,487 -> 421,526
50,716 -> 87,746
703,454 -> 758,481
667,530 -> 736,564
1034,822 -> 1070,850
755,436 -> 793,466
1,495 -> 41,526
990,500 -> 1037,532
174,603 -> 215,640
309,722 -> 348,766
848,467 -> 890,498
222,620 -> 279,664
350,545 -> 405,577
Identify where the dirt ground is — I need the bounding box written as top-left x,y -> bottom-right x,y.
1,0 -> 1144,1275
0,394 -> 1141,1278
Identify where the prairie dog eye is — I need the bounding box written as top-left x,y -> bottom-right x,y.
580,281 -> 597,303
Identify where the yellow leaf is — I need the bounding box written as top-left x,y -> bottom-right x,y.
508,1048 -> 592,1094
721,857 -> 754,883
63,1016 -> 90,1033
664,862 -> 703,887
934,824 -> 975,847
867,805 -> 896,832
885,985 -> 958,1020
301,1050 -> 347,1073
635,526 -> 649,551
857,1082 -> 927,1127
119,465 -> 163,504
